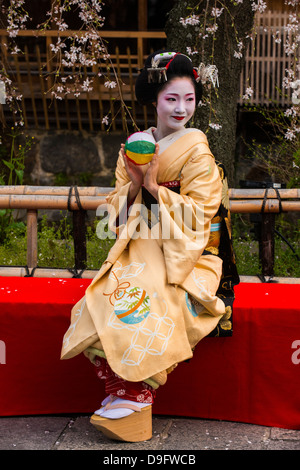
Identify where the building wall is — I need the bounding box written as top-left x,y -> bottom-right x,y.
20,129 -> 127,188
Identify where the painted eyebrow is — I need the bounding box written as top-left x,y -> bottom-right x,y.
164,92 -> 195,97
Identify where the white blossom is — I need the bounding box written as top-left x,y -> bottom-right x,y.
104,81 -> 117,89
211,7 -> 224,18
206,24 -> 218,34
251,1 -> 267,13
186,47 -> 199,56
234,51 -> 243,59
285,129 -> 296,140
284,107 -> 297,117
243,87 -> 254,100
82,78 -> 93,92
11,45 -> 21,54
179,15 -> 200,27
209,123 -> 222,130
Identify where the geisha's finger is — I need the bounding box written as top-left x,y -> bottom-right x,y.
149,152 -> 159,168
120,144 -> 125,159
121,145 -> 130,170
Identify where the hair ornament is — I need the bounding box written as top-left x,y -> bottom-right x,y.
147,52 -> 176,83
147,52 -> 192,83
195,63 -> 219,88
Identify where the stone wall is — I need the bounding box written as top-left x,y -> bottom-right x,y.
19,121 -> 272,189
21,129 -> 128,188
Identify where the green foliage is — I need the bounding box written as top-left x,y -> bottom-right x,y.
0,221 -> 27,266
37,214 -> 74,268
231,214 -> 300,277
86,221 -> 115,269
53,171 -> 93,187
244,104 -> 300,188
0,128 -> 35,243
0,213 -> 115,270
0,212 -> 298,277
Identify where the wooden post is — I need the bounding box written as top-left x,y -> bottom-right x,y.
36,45 -> 50,130
127,46 -> 137,124
260,213 -> 276,277
138,0 -> 148,30
46,35 -> 60,130
84,65 -> 94,132
72,210 -> 87,271
24,45 -> 39,128
26,209 -> 38,269
13,54 -> 28,128
115,46 -> 126,132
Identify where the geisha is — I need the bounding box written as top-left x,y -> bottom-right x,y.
61,50 -> 239,442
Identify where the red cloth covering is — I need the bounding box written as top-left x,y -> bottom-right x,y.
0,276 -> 299,429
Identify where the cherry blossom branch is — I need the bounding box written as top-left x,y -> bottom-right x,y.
1,0 -> 139,131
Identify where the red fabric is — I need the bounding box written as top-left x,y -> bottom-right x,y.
159,180 -> 180,188
94,356 -> 155,404
154,282 -> 300,430
0,277 -> 299,429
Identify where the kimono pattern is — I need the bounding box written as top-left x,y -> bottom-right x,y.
61,128 -> 239,386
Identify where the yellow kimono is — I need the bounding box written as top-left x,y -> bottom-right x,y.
61,128 -> 230,388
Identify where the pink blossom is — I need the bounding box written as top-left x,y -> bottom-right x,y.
104,81 -> 117,89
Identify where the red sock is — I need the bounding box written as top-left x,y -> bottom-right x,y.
94,357 -> 155,404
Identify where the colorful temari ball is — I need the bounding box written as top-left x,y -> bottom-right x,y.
124,132 -> 156,165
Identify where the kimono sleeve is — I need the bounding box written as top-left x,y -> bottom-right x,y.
105,150 -> 132,235
158,148 -> 222,285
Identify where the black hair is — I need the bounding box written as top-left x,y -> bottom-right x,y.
135,50 -> 203,105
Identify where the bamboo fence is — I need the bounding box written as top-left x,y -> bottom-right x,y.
0,185 -> 299,279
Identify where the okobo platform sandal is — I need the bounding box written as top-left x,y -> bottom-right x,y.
90,396 -> 152,442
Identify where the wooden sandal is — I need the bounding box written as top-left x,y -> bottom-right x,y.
90,400 -> 152,442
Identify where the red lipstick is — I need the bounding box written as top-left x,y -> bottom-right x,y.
173,116 -> 185,120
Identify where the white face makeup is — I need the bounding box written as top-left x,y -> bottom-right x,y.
155,77 -> 196,140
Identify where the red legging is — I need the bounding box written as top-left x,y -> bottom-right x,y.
94,356 -> 156,404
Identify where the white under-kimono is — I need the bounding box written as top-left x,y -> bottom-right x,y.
61,127 -> 228,388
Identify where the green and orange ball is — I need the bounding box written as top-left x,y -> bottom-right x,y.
124,132 -> 156,165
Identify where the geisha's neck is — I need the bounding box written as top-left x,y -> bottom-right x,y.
146,126 -> 198,147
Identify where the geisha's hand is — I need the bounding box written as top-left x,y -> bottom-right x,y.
144,143 -> 160,200
121,144 -> 144,199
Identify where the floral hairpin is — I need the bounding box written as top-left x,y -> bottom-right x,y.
147,52 -> 193,83
147,52 -> 177,83
194,63 -> 219,88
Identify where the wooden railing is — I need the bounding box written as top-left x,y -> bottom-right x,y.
0,185 -> 299,279
0,10 -> 297,130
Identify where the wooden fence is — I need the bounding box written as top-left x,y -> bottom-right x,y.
0,30 -> 165,131
239,10 -> 296,106
0,185 -> 299,279
0,10 -> 298,131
